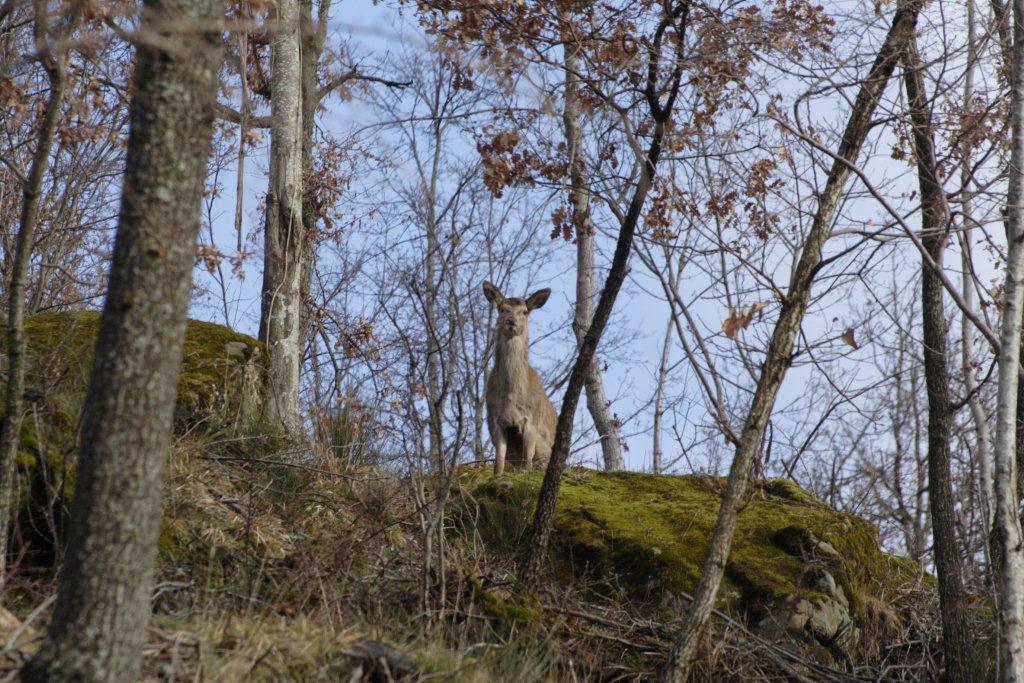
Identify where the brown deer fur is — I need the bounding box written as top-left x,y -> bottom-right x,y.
483,281 -> 558,475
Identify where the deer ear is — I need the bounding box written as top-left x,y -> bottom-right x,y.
526,288 -> 551,311
482,281 -> 504,306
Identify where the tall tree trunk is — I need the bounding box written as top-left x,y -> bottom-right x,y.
259,0 -> 304,433
652,314 -> 672,474
659,3 -> 921,680
516,4 -> 689,590
902,37 -> 975,683
20,0 -> 221,678
297,0 -> 325,356
958,0 -> 993,528
562,36 -> 624,472
993,0 -> 1024,676
424,87 -> 445,470
0,0 -> 68,582
994,0 -> 1014,78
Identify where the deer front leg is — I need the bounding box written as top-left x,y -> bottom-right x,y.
493,433 -> 507,476
522,427 -> 538,470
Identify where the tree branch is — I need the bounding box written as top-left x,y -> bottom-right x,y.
317,69 -> 411,102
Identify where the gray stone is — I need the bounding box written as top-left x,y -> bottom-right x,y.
223,341 -> 250,358
755,569 -> 859,661
343,639 -> 414,681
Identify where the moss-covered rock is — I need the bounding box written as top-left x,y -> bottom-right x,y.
1,311 -> 268,566
452,467 -> 925,664
12,311 -> 267,432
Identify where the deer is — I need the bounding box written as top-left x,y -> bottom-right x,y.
483,281 -> 558,476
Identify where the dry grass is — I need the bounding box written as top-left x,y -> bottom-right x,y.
0,425 -> 966,681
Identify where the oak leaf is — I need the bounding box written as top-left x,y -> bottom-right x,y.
840,328 -> 858,350
722,303 -> 765,340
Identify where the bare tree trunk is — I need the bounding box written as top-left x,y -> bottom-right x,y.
20,0 -> 221,678
516,5 -> 689,590
652,314 -> 672,474
424,84 -> 445,470
958,0 -> 993,527
994,0 -> 1014,77
903,37 -> 975,683
233,7 -> 249,255
297,0 -> 325,356
993,0 -> 1024,676
259,0 -> 304,433
659,3 -> 921,679
562,36 -> 623,472
0,0 -> 69,582
473,401 -> 486,463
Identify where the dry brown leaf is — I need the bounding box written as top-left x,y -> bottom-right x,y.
840,328 -> 858,350
723,303 -> 765,340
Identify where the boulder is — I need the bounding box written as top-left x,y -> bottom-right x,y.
454,467 -> 927,668
1,312 -> 268,567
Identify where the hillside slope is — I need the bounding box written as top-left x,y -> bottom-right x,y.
0,313 -> 955,681
454,468 -> 938,672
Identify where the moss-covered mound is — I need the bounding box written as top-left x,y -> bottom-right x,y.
14,311 -> 265,431
454,468 -> 926,663
10,311 -> 266,462
3,311 -> 267,565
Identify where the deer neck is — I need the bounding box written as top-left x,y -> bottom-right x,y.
494,333 -> 531,392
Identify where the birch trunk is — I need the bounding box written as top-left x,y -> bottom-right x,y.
20,0 -> 221,677
993,0 -> 1024,676
0,1 -> 67,582
659,3 -> 921,679
958,0 -> 993,527
259,0 -> 304,433
903,38 -> 975,682
563,34 -> 624,472
652,315 -> 672,474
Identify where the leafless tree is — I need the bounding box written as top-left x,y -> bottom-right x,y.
662,2 -> 924,677
0,0 -> 78,582
21,0 -> 223,677
993,0 -> 1024,674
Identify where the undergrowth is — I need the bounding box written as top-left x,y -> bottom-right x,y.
0,313 -> 974,681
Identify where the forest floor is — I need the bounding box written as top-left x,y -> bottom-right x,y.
0,314 -> 979,681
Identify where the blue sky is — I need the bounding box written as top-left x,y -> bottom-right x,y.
189,0 -> 1001,481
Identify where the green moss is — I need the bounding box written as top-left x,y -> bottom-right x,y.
453,468 -> 919,640
762,477 -> 819,504
12,311 -> 267,425
466,575 -> 541,637
0,311 -> 268,568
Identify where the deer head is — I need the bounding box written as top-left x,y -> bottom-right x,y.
482,281 -> 550,340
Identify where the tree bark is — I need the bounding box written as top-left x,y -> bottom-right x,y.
993,0 -> 1024,676
958,0 -> 993,528
562,35 -> 624,472
259,0 -> 304,433
0,0 -> 68,582
902,37 -> 975,683
652,315 -> 672,474
422,77 -> 446,470
297,0 -> 324,355
20,0 -> 221,678
659,3 -> 921,680
515,4 -> 689,590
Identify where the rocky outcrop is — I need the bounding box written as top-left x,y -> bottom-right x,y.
756,567 -> 858,663
2,312 -> 268,566
455,468 -> 927,668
